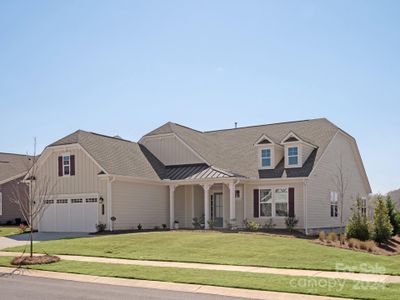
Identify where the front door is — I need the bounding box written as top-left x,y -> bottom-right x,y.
211,193 -> 223,227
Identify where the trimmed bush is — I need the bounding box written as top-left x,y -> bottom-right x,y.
327,232 -> 338,242
346,197 -> 370,241
348,238 -> 360,249
285,216 -> 299,232
372,195 -> 393,244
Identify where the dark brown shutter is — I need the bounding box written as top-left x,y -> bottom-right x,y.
253,189 -> 259,218
289,187 -> 295,217
58,156 -> 63,177
70,155 -> 75,176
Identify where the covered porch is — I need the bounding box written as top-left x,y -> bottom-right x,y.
166,165 -> 244,229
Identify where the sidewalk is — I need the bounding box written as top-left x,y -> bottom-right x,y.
2,251 -> 399,283
0,266 -> 349,300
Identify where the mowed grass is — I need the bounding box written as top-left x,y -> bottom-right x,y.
0,226 -> 20,236
5,231 -> 400,275
0,256 -> 399,300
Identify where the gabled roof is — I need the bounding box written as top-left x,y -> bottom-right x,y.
143,118 -> 338,178
48,130 -> 161,180
0,152 -> 33,184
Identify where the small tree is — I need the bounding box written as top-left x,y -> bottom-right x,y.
372,195 -> 393,244
346,197 -> 370,241
386,196 -> 400,235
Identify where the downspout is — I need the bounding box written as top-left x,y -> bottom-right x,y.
107,176 -> 116,231
303,179 -> 309,235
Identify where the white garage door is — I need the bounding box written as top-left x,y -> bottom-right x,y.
39,195 -> 99,233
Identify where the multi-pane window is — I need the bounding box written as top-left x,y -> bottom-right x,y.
288,147 -> 298,166
260,189 -> 273,217
330,191 -> 338,217
261,149 -> 271,167
86,198 -> 98,203
43,199 -> 54,204
63,155 -> 70,175
361,197 -> 367,216
274,188 -> 289,217
56,199 -> 68,204
71,199 -> 83,204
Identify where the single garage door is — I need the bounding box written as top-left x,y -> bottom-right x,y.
39,195 -> 99,232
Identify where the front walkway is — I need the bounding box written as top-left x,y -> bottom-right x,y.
0,266 -> 348,300
1,251 -> 399,283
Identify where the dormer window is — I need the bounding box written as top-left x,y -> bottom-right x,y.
287,147 -> 298,166
261,149 -> 271,167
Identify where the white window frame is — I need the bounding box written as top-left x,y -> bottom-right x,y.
259,186 -> 289,218
258,146 -> 274,169
287,146 -> 299,167
361,197 -> 367,216
62,153 -> 71,176
330,191 -> 338,217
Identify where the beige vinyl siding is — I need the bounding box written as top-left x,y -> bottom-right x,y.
274,145 -> 284,167
244,182 -> 304,229
141,135 -> 204,165
306,131 -> 369,230
111,181 -> 168,230
37,148 -> 102,195
193,185 -> 204,219
174,186 -> 186,226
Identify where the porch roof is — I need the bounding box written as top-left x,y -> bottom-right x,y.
165,164 -> 237,180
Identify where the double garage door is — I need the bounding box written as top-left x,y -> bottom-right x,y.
39,195 -> 99,232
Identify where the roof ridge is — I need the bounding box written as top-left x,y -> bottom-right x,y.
87,131 -> 135,144
204,118 -> 328,133
0,152 -> 31,157
170,122 -> 204,134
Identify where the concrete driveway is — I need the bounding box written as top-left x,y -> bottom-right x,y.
0,232 -> 90,250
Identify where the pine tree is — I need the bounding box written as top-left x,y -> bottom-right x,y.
386,196 -> 400,235
373,195 -> 393,244
346,197 -> 370,241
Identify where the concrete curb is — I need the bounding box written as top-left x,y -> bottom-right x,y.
1,251 -> 398,283
0,266 -> 350,300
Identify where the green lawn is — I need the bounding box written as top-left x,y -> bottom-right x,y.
0,256 -> 398,300
0,226 -> 20,236
5,231 -> 400,275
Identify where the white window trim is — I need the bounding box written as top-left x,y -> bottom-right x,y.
285,144 -> 302,168
330,191 -> 338,217
0,191 -> 2,216
258,186 -> 289,218
258,146 -> 274,169
62,153 -> 71,177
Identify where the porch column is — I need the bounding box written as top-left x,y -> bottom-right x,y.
202,184 -> 211,229
169,185 -> 176,229
229,182 -> 236,222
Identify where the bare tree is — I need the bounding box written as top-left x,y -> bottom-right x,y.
331,156 -> 350,244
10,138 -> 54,257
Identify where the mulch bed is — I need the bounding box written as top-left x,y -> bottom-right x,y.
314,235 -> 400,256
11,255 -> 60,266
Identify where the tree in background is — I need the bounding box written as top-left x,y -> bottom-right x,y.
346,197 -> 370,241
372,195 -> 393,244
385,195 -> 400,235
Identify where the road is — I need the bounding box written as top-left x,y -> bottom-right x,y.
0,273 -> 245,300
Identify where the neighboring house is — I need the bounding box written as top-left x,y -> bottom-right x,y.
388,189 -> 400,210
29,118 -> 371,234
0,152 -> 31,225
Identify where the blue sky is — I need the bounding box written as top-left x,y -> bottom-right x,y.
0,1 -> 399,193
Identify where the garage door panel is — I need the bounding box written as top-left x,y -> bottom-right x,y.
70,198 -> 85,232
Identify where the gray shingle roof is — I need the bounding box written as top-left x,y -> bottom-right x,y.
0,153 -> 33,183
143,118 -> 339,178
48,130 -> 161,180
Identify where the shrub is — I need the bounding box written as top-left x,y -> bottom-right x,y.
346,197 -> 370,241
340,234 -> 346,245
137,223 -> 143,230
244,220 -> 261,231
285,216 -> 299,232
318,231 -> 326,242
154,226 -> 160,230
360,240 -> 376,252
95,223 -> 106,232
162,224 -> 167,230
192,217 -> 201,229
372,195 -> 393,244
207,219 -> 215,230
262,219 -> 275,230
327,232 -> 338,242
386,196 -> 400,235
348,238 -> 360,249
